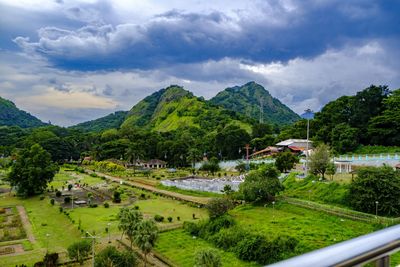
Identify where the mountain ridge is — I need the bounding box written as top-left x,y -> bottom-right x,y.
0,96 -> 46,128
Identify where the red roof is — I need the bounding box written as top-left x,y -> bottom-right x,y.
288,146 -> 304,152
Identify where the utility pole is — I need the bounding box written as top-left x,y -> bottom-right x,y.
244,144 -> 251,171
304,109 -> 313,177
83,232 -> 99,267
259,97 -> 264,124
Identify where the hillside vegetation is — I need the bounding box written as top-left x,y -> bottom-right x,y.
210,82 -> 300,125
0,97 -> 46,128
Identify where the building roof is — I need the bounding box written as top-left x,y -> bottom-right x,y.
288,146 -> 304,152
395,163 -> 400,169
276,139 -> 313,146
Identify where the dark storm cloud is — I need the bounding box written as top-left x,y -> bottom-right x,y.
12,0 -> 400,71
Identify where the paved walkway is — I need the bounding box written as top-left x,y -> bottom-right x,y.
86,170 -> 211,205
16,205 -> 36,244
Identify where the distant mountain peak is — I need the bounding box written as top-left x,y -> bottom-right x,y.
210,82 -> 299,125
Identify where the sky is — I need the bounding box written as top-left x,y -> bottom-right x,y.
0,0 -> 399,126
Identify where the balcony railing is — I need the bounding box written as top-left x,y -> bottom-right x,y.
267,224 -> 400,267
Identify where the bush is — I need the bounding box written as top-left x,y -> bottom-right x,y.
55,191 -> 62,197
103,202 -> 110,208
90,173 -> 98,177
113,191 -> 121,203
194,248 -> 222,267
89,204 -> 98,208
64,196 -> 71,204
154,214 -> 164,222
68,184 -> 73,191
39,196 -> 45,200
94,246 -> 137,267
50,199 -> 55,205
211,226 -> 247,250
167,216 -> 173,223
59,207 -> 63,213
206,198 -> 233,219
177,216 -> 180,221
67,240 -> 92,264
133,205 -> 139,210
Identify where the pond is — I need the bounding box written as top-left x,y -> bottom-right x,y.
161,176 -> 245,193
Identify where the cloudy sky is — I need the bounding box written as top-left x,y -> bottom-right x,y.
1,0 -> 399,126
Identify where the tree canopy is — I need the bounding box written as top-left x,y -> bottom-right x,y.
8,144 -> 59,197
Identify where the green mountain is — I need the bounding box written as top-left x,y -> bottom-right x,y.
121,85 -> 252,132
0,96 -> 46,128
209,82 -> 300,125
70,111 -> 128,132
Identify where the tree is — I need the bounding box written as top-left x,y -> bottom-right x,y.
206,198 -> 233,219
308,144 -> 331,179
238,164 -> 283,202
134,220 -> 158,267
348,166 -> 400,216
275,152 -> 298,173
118,208 -> 143,247
67,240 -> 92,265
326,162 -> 336,181
95,246 -> 137,267
8,144 -> 59,197
251,123 -> 272,139
194,248 -> 222,267
331,123 -> 359,153
200,157 -> 220,175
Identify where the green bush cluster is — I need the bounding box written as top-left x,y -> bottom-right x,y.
154,214 -> 164,222
94,161 -> 125,172
184,215 -> 298,265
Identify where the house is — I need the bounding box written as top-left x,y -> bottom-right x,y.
144,159 -> 167,169
275,139 -> 313,150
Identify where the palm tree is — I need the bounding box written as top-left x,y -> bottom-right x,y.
125,143 -> 144,175
118,208 -> 143,246
134,220 -> 158,267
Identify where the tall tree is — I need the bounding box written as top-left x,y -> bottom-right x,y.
134,220 -> 158,267
309,144 -> 331,179
275,152 -> 298,173
239,164 -> 283,202
118,208 -> 143,247
8,144 -> 59,197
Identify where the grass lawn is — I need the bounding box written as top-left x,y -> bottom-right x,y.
48,169 -> 106,191
155,229 -> 259,267
68,196 -> 208,236
230,202 -> 376,254
0,194 -> 81,266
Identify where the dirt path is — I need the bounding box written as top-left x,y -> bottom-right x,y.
86,170 -> 211,205
16,206 -> 36,244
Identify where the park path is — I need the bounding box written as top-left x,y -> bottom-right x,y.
16,205 -> 36,244
85,169 -> 211,205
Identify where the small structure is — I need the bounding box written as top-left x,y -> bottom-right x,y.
144,159 -> 167,169
276,139 -> 313,150
251,146 -> 279,158
334,160 -> 352,173
73,200 -> 87,205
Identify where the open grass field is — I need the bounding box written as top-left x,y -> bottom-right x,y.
155,229 -> 259,267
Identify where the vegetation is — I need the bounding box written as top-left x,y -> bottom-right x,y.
210,82 -> 300,125
309,144 -> 331,179
194,248 -> 222,267
238,164 -> 283,202
95,246 -> 137,267
348,166 -> 400,216
71,111 -> 128,132
0,96 -> 46,128
67,240 -> 92,264
206,198 -> 233,219
275,152 -> 298,173
8,144 -> 59,197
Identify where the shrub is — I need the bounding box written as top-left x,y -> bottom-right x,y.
89,204 -> 98,208
103,202 -> 110,208
194,248 -> 222,267
39,196 -> 45,200
67,240 -> 92,264
113,191 -> 121,203
177,216 -> 180,221
59,207 -> 63,213
50,199 -> 55,205
206,198 -> 233,219
167,216 -> 173,223
211,226 -> 247,250
154,214 -> 164,222
94,246 -> 137,267
64,197 -> 71,204
67,184 -> 73,191
133,205 -> 139,210
55,191 -> 62,197
90,173 -> 98,177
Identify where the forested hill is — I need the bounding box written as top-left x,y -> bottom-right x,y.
279,85 -> 400,153
70,111 -> 128,132
120,85 -> 253,132
210,82 -> 300,125
0,96 -> 46,128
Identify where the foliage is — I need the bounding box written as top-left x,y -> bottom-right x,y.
94,246 -> 137,267
309,144 -> 331,179
94,161 -> 125,172
67,240 -> 92,264
194,248 -> 222,267
113,190 -> 121,203
71,111 -> 128,133
238,164 -> 283,202
8,144 -> 59,197
0,96 -> 46,128
134,220 -> 158,266
154,214 -> 164,222
348,166 -> 400,216
275,152 -> 298,173
118,208 -> 143,247
205,198 -> 233,219
200,157 -> 220,175
209,81 -> 300,125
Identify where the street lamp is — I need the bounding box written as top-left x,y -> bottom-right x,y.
375,201 -> 379,217
272,201 -> 275,220
302,109 -> 314,176
45,233 -> 50,252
